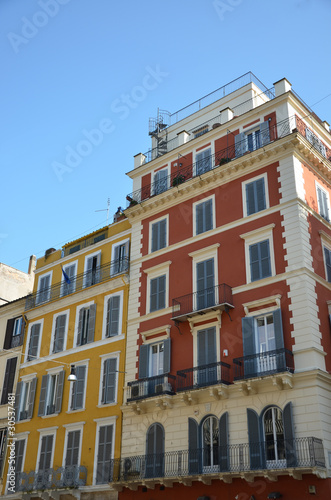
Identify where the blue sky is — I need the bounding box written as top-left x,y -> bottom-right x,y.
1,0 -> 331,273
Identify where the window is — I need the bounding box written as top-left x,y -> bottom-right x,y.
9,438 -> 26,490
263,407 -> 286,467
95,423 -> 114,484
196,258 -> 215,310
323,246 -> 331,282
150,275 -> 166,312
235,121 -> 270,157
60,262 -> 77,296
36,272 -> 52,304
153,169 -> 168,195
242,174 -> 268,217
51,312 -> 68,354
194,197 -> 214,235
306,128 -> 326,158
316,183 -> 330,222
146,423 -> 164,478
139,339 -> 171,379
100,358 -> 117,405
241,224 -> 275,284
15,378 -> 37,421
193,125 -> 209,138
26,322 -> 42,362
0,429 -> 7,477
38,371 -> 65,416
196,148 -> 211,176
202,416 -> 219,472
64,429 -> 81,467
37,434 -> 54,471
197,327 -> 217,385
3,317 -> 25,350
76,303 -> 96,346
242,309 -> 285,378
84,252 -> 101,288
1,358 -> 17,405
151,218 -> 167,252
249,240 -> 271,281
111,240 -> 129,275
69,365 -> 87,411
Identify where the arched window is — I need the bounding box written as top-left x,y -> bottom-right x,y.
145,423 -> 164,478
263,407 -> 286,467
202,416 -> 219,471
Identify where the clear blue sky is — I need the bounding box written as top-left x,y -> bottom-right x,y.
1,0 -> 331,273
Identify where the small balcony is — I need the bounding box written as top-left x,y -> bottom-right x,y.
25,257 -> 129,310
17,465 -> 87,492
172,283 -> 233,322
110,437 -> 325,487
233,348 -> 294,381
177,361 -> 231,392
127,374 -> 176,401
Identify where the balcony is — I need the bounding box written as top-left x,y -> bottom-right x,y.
9,333 -> 24,348
172,283 -> 233,322
25,257 -> 129,310
233,348 -> 294,381
127,374 -> 176,401
110,437 -> 325,487
177,361 -> 231,391
126,115 -> 331,207
17,465 -> 87,492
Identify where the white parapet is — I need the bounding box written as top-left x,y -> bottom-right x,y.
176,130 -> 190,146
274,78 -> 292,97
134,153 -> 147,169
220,107 -> 234,125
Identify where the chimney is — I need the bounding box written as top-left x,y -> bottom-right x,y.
28,255 -> 36,275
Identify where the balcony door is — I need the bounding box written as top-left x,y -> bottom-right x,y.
196,258 -> 215,311
263,407 -> 286,469
145,423 -> 164,478
256,314 -> 276,374
202,416 -> 219,472
197,327 -> 217,386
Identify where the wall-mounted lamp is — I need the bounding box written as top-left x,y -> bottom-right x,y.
268,493 -> 282,499
68,365 -> 77,382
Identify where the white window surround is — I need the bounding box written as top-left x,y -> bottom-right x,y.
315,180 -> 330,221
189,244 -> 220,294
67,360 -> 89,413
83,250 -> 101,287
148,215 -> 169,254
98,353 -> 119,406
102,290 -> 123,340
141,325 -> 171,343
243,295 -> 282,316
61,422 -> 84,467
240,224 -> 276,284
93,416 -> 117,486
36,271 -> 53,302
144,261 -> 171,314
74,301 -> 95,347
60,260 -> 78,296
242,172 -> 269,218
36,427 -> 58,472
25,319 -> 44,363
111,238 -> 130,262
191,319 -> 221,368
193,194 -> 216,236
49,310 -> 69,356
320,231 -> 331,282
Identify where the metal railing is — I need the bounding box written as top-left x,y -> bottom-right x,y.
17,465 -> 87,492
109,437 -> 325,482
10,333 -> 24,348
177,361 -> 231,391
172,284 -> 233,320
233,348 -> 294,380
62,231 -> 107,257
127,374 -> 176,401
25,257 -> 129,310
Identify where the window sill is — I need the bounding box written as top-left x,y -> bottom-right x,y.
16,418 -> 32,424
41,413 -> 59,419
96,402 -> 117,408
66,408 -> 85,414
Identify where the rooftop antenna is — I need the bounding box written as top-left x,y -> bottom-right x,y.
95,198 -> 110,223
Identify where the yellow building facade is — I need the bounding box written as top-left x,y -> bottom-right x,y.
2,217 -> 131,500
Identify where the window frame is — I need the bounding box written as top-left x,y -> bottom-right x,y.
102,291 -> 123,340
144,261 -> 171,315
189,244 -> 219,296
83,250 -> 101,288
40,368 -> 65,417
242,173 -> 269,217
240,224 -> 276,284
68,362 -> 88,413
36,271 -> 52,305
152,167 -> 169,196
16,374 -> 37,421
149,215 -> 168,253
60,260 -> 78,297
36,428 -> 57,472
98,354 -> 119,406
62,423 -> 84,467
25,320 -> 44,363
193,195 -> 215,236
74,301 -> 96,347
194,145 -> 213,177
49,310 -> 69,355
316,181 -> 330,222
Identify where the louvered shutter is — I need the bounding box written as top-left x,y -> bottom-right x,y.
87,304 -> 96,343
196,203 -> 204,235
246,181 -> 256,216
324,248 -> 331,281
15,381 -> 23,422
71,366 -> 86,410
85,256 -> 94,287
28,324 -> 40,361
159,220 -> 166,249
39,435 -> 53,471
54,370 -> 65,414
27,377 -> 37,419
256,178 -> 266,212
3,319 -> 15,350
188,418 -> 199,474
260,240 -> 271,278
158,275 -> 166,310
247,408 -> 262,469
1,358 -> 17,405
150,277 -> 158,312
139,344 -> 149,378
249,243 -> 260,281
15,439 -> 25,474
260,121 -> 270,146
283,402 -> 296,467
102,358 -> 116,404
163,338 -> 171,373
66,430 -> 80,466
38,375 -> 48,416
205,199 -> 213,231
219,412 -> 229,471
106,296 -> 120,337
242,316 -> 256,378
77,308 -> 84,346
151,221 -> 158,252
96,425 -> 113,484
53,314 -> 66,353
235,132 -> 246,157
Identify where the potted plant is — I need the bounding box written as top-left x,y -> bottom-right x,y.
172,174 -> 185,187
219,157 -> 231,166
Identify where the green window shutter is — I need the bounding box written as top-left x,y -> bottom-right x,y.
53,314 -> 66,353
65,430 -> 80,467
38,375 -> 48,416
150,275 -> 166,312
54,370 -> 65,414
102,358 -> 117,404
139,344 -> 149,378
219,412 -> 229,471
27,324 -> 41,361
71,366 -> 86,410
196,203 -> 204,235
96,425 -> 113,484
247,408 -> 262,469
87,304 -> 96,343
242,316 -> 256,378
188,418 -> 199,474
39,435 -> 54,471
106,296 -> 120,337
27,377 -> 37,419
163,339 -> 171,373
256,178 -> 266,212
15,381 -> 23,422
77,308 -> 84,346
283,402 -> 296,467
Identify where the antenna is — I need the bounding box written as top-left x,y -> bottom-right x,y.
95,198 -> 110,223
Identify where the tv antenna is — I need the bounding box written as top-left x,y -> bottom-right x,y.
95,198 -> 110,223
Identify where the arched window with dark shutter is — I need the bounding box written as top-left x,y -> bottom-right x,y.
145,423 -> 164,478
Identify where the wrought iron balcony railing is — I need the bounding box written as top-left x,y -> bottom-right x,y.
172,283 -> 233,321
233,348 -> 294,380
25,257 -> 129,310
109,437 -> 325,483
127,374 -> 176,401
176,361 -> 231,391
17,465 -> 87,492
10,333 -> 24,348
126,115 -> 331,207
